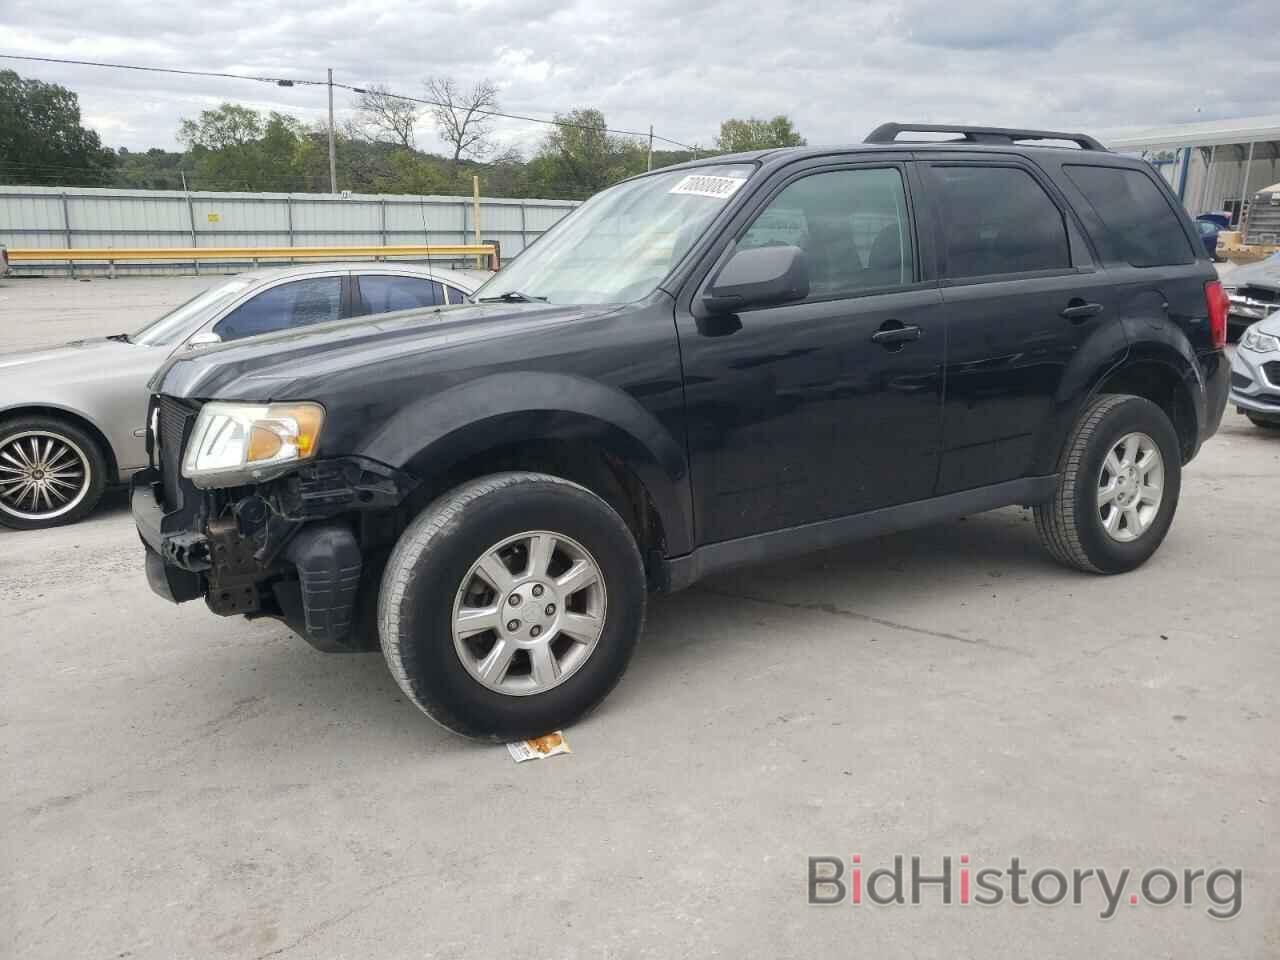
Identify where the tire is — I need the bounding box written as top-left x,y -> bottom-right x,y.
1246,413 -> 1280,430
1034,394 -> 1182,574
378,472 -> 646,741
0,415 -> 109,530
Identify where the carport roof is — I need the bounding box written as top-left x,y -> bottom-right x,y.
1100,114 -> 1280,151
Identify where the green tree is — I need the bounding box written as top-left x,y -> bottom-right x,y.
177,104 -> 311,191
529,109 -> 644,198
0,70 -> 117,185
715,115 -> 806,152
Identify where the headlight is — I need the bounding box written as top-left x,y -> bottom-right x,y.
182,401 -> 324,488
1240,325 -> 1280,354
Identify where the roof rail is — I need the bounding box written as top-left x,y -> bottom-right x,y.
865,122 -> 1106,152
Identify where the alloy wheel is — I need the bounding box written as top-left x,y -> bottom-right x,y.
451,530 -> 607,696
1097,431 -> 1164,543
0,431 -> 92,522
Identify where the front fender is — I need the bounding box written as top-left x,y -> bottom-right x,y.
358,372 -> 693,555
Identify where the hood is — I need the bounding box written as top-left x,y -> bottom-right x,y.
1224,253 -> 1280,291
1255,308 -> 1280,338
152,302 -> 623,401
0,337 -> 144,381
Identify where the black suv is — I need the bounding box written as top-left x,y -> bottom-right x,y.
134,123 -> 1230,740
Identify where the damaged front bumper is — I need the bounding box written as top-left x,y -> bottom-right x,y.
132,457 -> 416,652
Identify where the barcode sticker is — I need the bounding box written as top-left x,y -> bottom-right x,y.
669,174 -> 748,200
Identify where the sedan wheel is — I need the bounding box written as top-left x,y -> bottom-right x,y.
0,419 -> 108,529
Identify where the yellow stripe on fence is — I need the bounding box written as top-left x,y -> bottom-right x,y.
6,244 -> 498,266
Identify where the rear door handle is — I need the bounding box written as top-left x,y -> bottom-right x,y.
1061,300 -> 1104,322
871,323 -> 922,346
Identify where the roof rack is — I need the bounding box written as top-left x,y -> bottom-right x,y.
864,123 -> 1106,152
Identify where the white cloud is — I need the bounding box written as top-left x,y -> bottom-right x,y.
4,0 -> 1278,154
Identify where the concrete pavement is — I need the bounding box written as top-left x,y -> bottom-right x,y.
1,275 -> 1277,959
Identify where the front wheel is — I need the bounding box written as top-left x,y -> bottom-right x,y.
378,472 -> 646,741
0,416 -> 108,530
1034,395 -> 1182,574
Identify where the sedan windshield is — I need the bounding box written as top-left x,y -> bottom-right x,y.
475,164 -> 756,305
132,277 -> 256,346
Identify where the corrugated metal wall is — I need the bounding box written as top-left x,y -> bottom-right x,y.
0,186 -> 578,275
1177,147 -> 1280,218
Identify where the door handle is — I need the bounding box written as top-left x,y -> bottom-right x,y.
1061,299 -> 1104,322
871,323 -> 922,346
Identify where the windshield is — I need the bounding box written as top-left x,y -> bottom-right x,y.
475,163 -> 756,305
132,277 -> 256,345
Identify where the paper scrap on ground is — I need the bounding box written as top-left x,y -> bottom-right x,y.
507,732 -> 571,762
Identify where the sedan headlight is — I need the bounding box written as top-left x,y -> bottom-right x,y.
182,401 -> 324,488
1240,325 -> 1280,354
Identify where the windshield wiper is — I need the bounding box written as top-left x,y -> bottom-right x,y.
105,333 -> 132,343
478,290 -> 548,303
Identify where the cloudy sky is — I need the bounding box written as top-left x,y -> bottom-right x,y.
5,0 -> 1280,156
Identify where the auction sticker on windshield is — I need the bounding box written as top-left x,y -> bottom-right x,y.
669,174 -> 748,200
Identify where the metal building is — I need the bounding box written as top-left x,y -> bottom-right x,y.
1103,114 -> 1280,238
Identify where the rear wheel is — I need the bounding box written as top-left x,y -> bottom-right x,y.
1245,413 -> 1280,430
0,416 -> 108,530
1034,395 -> 1182,574
378,472 -> 646,741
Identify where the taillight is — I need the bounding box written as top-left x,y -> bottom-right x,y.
1204,279 -> 1228,350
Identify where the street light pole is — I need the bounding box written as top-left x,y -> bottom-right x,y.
327,68 -> 337,194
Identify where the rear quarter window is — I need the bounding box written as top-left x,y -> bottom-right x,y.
1062,164 -> 1195,267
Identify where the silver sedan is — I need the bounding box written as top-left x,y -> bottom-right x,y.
0,262 -> 481,529
1231,312 -> 1280,431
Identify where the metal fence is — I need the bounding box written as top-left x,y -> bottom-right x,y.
0,186 -> 578,276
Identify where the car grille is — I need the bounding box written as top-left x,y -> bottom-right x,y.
1240,285 -> 1279,305
156,396 -> 200,510
1264,362 -> 1280,389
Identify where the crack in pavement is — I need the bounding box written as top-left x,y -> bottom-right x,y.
253,872 -> 437,960
699,586 -> 1030,655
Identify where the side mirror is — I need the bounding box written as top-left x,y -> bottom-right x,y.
186,331 -> 222,349
701,244 -> 809,315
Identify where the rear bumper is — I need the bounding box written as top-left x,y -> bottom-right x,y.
1197,349 -> 1230,450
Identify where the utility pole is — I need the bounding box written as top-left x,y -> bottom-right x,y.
647,125 -> 654,172
327,68 -> 337,194
473,175 -> 483,269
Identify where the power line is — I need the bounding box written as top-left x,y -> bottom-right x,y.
0,52 -> 700,150
0,53 -> 323,88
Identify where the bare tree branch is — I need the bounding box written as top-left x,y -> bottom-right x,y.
425,77 -> 499,164
355,83 -> 419,150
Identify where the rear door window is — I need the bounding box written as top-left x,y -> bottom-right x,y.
929,165 -> 1071,279
355,274 -> 444,315
1062,164 -> 1195,267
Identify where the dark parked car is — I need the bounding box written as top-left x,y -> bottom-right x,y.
1222,250 -> 1280,337
133,123 -> 1230,740
1196,218 -> 1220,259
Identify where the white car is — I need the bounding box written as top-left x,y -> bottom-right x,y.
1230,312 -> 1280,430
0,262 -> 481,528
